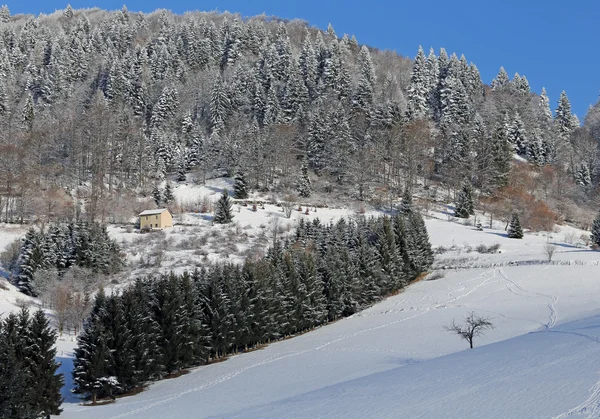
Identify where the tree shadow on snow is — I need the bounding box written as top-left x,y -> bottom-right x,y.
186,213 -> 214,222
485,231 -> 509,238
56,356 -> 80,404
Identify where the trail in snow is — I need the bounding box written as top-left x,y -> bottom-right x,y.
499,266 -> 558,329
554,375 -> 600,419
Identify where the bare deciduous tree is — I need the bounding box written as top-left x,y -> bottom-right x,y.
445,312 -> 494,349
281,193 -> 297,219
544,242 -> 557,262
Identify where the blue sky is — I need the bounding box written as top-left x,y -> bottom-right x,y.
11,0 -> 600,119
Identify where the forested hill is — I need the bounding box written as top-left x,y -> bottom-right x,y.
0,5 -> 596,226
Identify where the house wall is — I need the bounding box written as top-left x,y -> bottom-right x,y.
140,211 -> 172,230
160,211 -> 173,228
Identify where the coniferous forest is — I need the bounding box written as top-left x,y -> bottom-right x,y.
0,308 -> 63,418
72,210 -> 433,402
0,5 -> 596,227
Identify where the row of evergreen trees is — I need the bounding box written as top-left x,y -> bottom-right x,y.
72,207 -> 433,402
15,222 -> 124,296
0,308 -> 63,418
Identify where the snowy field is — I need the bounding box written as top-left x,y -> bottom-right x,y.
2,185 -> 600,419
53,217 -> 600,419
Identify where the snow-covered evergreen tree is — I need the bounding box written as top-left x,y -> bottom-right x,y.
0,4 -> 10,23
507,113 -> 528,155
491,66 -> 510,90
233,171 -> 248,199
163,181 -> 174,204
454,179 -> 475,218
399,187 -> 413,215
297,159 -> 311,198
354,45 -> 375,111
507,213 -> 524,239
591,211 -> 600,249
575,164 -> 591,187
214,189 -> 233,224
555,90 -> 576,140
407,46 -> 429,119
27,309 -> 63,417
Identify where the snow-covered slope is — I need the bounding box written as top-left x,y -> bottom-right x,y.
58,217 -> 600,419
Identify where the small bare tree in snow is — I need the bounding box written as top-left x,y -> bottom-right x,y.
445,312 -> 494,349
544,242 -> 557,262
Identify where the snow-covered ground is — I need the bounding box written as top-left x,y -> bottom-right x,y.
2,184 -> 600,418
109,177 -> 372,276
54,216 -> 600,419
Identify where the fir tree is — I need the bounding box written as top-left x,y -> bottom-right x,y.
64,4 -> 74,19
491,66 -> 510,90
454,179 -> 474,218
591,211 -> 600,249
399,187 -> 413,215
72,315 -> 117,404
507,213 -> 523,239
0,4 -> 9,23
214,189 -> 233,224
233,171 -> 248,199
298,160 -> 311,198
27,309 -> 64,417
163,181 -> 174,204
555,91 -> 576,140
407,46 -> 429,119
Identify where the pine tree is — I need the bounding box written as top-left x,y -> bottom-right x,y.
507,213 -> 523,239
233,171 -> 248,199
538,87 -> 553,126
297,160 -> 311,198
407,46 -> 429,119
27,309 -> 63,417
490,121 -> 511,189
575,165 -> 591,187
591,211 -> 600,249
354,45 -> 375,111
0,4 -> 9,23
214,189 -> 233,224
163,181 -> 174,204
507,112 -> 528,155
491,66 -> 510,90
73,310 -> 118,404
21,93 -> 34,132
399,187 -> 413,215
0,314 -> 30,418
454,179 -> 474,218
64,4 -> 74,19
555,90 -> 576,140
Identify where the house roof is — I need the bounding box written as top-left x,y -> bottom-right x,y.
139,208 -> 169,216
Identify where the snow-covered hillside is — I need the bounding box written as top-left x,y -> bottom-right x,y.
56,217 -> 600,419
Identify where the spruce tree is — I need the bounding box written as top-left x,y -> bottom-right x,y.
72,317 -> 117,404
163,181 -> 174,204
407,46 -> 429,119
491,66 -> 510,90
0,4 -> 9,23
27,309 -> 63,417
214,189 -> 233,224
507,213 -> 524,239
591,211 -> 600,249
399,187 -> 413,215
454,179 -> 474,218
298,160 -> 311,198
233,171 -> 248,199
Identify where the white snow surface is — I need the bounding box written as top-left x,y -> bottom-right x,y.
56,216 -> 600,419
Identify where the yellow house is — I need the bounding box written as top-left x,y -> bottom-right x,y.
139,209 -> 173,231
